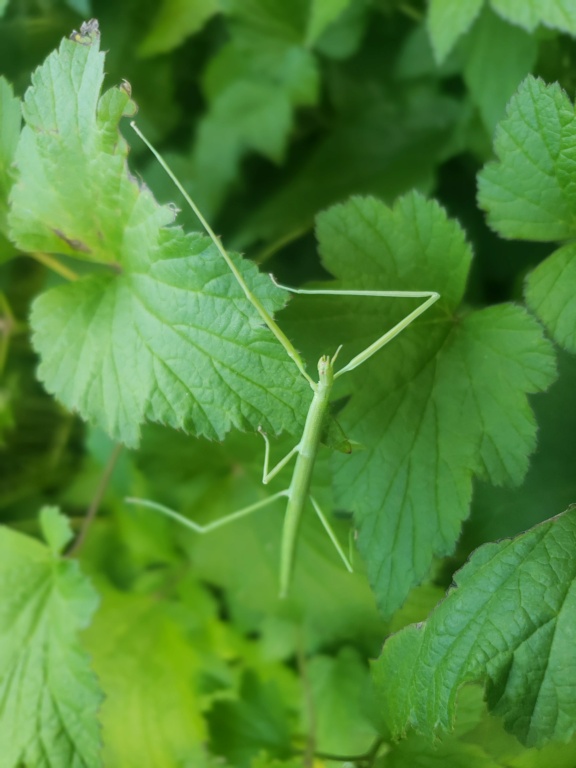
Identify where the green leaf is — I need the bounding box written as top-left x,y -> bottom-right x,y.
463,7 -> 537,134
478,76 -> 576,352
83,583 -> 207,767
303,647 -> 377,754
191,1 -> 319,217
490,0 -> 576,34
39,504 -> 74,554
525,243 -> 576,353
478,77 -> 576,242
288,193 -> 556,617
0,517 -> 102,767
427,0 -> 484,63
372,505 -> 576,747
208,670 -> 293,767
306,0 -> 354,45
9,28 -> 309,446
138,0 -> 219,57
235,90 -> 460,250
0,76 -> 20,261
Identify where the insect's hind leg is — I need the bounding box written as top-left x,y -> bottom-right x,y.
269,276 -> 440,377
125,491 -> 288,534
309,495 -> 353,573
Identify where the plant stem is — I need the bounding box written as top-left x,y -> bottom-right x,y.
67,443 -> 123,556
31,251 -> 79,281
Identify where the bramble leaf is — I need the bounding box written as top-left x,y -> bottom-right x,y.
478,76 -> 576,352
8,27 -> 309,447
83,583 -> 207,767
285,193 -> 556,617
0,510 -> 102,767
427,0 -> 483,62
372,506 -> 576,748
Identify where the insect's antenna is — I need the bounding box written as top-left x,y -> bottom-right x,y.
130,122 -> 314,388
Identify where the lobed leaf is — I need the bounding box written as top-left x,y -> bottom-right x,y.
372,505 -> 576,748
8,25 -> 310,447
291,193 -> 557,617
0,509 -> 102,767
478,76 -> 576,353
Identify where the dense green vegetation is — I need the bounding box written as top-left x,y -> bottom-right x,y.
1,1 -> 575,766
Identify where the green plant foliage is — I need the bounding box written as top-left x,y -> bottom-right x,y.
478,76 -> 576,353
372,506 -> 576,747
1,6 -> 576,767
83,582 -> 207,767
0,508 -> 102,767
300,193 -> 555,615
8,28 -> 310,447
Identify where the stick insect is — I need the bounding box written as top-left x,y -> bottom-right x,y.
127,122 -> 440,599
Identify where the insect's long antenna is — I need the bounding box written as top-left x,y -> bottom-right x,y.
130,121 -> 314,389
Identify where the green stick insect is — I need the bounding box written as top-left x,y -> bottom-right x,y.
127,122 -> 440,599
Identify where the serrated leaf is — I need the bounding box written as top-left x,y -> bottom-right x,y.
372,505 -> 576,748
478,77 -> 576,241
463,7 -> 537,134
427,0 -> 484,63
9,29 -> 309,446
285,193 -> 556,617
478,76 -> 576,353
39,504 -> 74,554
490,0 -> 576,34
138,0 -> 219,57
0,518 -> 102,767
83,584 -> 206,767
525,243 -> 576,353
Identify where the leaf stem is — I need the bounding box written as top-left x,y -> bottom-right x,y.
31,251 -> 80,281
67,443 -> 123,557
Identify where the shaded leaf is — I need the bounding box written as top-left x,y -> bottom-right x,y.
372,506 -> 576,747
0,515 -> 102,767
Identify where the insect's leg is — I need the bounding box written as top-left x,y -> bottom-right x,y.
269,277 -> 440,377
258,426 -> 300,484
309,495 -> 353,573
125,490 -> 288,534
130,123 -> 315,389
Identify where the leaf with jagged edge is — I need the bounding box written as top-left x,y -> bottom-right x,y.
372,506 -> 576,748
478,76 -> 576,353
8,24 -> 310,447
282,192 -> 557,618
0,507 -> 102,767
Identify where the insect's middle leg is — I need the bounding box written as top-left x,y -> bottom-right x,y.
258,426 -> 300,485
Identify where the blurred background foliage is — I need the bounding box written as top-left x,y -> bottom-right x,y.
1,0 -> 576,765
